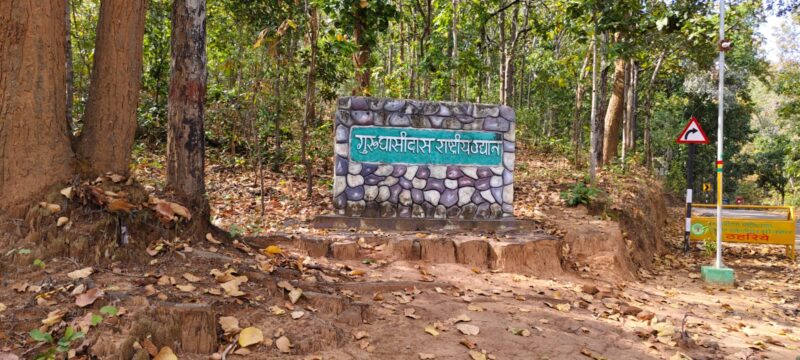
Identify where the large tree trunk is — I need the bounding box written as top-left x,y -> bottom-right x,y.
301,5 -> 318,199
167,0 -> 208,213
0,0 -> 75,216
77,0 -> 146,176
602,56 -> 626,165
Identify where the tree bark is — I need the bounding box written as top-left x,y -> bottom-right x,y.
301,5 -> 318,199
66,1 -> 74,137
450,0 -> 458,102
589,16 -> 599,183
77,0 -> 146,176
572,44 -> 591,165
353,7 -> 370,95
644,50 -> 666,171
602,55 -> 626,165
0,0 -> 75,216
624,59 -> 638,152
167,0 -> 208,213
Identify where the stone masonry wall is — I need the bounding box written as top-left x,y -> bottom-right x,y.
333,97 -> 516,219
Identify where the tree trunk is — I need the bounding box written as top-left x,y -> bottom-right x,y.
66,1 -> 74,137
301,5 -> 318,199
624,59 -> 637,152
602,56 -> 626,165
596,32 -> 609,164
0,0 -> 75,216
621,61 -> 630,166
589,16 -> 599,183
450,0 -> 458,102
572,45 -> 591,165
77,0 -> 147,176
353,9 -> 370,94
167,0 -> 208,213
644,50 -> 666,171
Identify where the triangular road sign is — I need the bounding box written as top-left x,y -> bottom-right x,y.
676,117 -> 710,144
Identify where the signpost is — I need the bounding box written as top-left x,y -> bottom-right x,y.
676,116 -> 709,252
700,0 -> 736,287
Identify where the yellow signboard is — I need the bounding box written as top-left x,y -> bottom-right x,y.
702,183 -> 712,192
689,205 -> 796,259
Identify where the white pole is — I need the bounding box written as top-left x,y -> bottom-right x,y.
715,0 -> 725,268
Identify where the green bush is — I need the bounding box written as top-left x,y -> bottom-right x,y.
560,182 -> 600,207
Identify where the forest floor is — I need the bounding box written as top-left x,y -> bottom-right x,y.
1,148 -> 799,360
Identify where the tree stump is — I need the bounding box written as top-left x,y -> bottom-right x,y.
152,303 -> 217,354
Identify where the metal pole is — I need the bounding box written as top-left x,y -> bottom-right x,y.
715,0 -> 725,268
685,144 -> 695,253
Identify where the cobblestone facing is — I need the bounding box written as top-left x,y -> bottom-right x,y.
333,97 -> 515,219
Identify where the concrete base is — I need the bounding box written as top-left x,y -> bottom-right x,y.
701,265 -> 735,287
311,215 -> 539,233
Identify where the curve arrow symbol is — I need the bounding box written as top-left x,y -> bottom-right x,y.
684,129 -> 698,140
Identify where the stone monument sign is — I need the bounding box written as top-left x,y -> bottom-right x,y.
333,97 -> 515,219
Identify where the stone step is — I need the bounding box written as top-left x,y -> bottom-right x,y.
255,231 -> 563,278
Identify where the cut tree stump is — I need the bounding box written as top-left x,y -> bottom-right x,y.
152,303 -> 217,354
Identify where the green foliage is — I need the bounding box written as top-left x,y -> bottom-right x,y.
561,182 -> 600,207
703,239 -> 717,258
100,305 -> 119,316
33,259 -> 45,270
228,223 -> 245,238
30,326 -> 85,360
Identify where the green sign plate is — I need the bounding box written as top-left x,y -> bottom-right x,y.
349,126 -> 503,166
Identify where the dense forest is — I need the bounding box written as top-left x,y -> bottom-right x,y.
7,0 -> 800,215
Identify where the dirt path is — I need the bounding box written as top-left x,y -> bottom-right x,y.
3,206 -> 799,359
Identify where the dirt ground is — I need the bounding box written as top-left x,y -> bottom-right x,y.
1,150 -> 799,360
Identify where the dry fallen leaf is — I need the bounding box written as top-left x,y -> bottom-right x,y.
353,331 -> 369,340
275,336 -> 292,353
424,325 -> 440,337
264,245 -> 283,255
176,284 -> 196,292
153,347 -> 177,360
469,350 -> 487,360
219,316 -> 241,335
168,201 -> 191,220
57,217 -> 69,227
205,233 -> 222,244
238,327 -> 264,347
182,273 -> 202,283
456,324 -> 480,336
67,267 -> 93,280
453,314 -> 471,323
467,304 -> 484,312
291,311 -> 305,319
288,288 -> 303,304
75,288 -> 104,307
404,308 -> 420,319
42,309 -> 67,327
270,306 -> 286,315
60,187 -> 73,199
419,353 -> 436,359
0,303 -> 6,313
555,303 -> 571,313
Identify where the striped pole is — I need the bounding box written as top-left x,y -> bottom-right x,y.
684,144 -> 695,252
715,0 -> 725,269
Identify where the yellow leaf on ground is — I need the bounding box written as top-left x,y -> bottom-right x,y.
264,245 -> 283,255
238,327 -> 264,347
153,347 -> 177,360
0,303 -> 6,312
424,325 -> 440,336
555,303 -> 571,312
